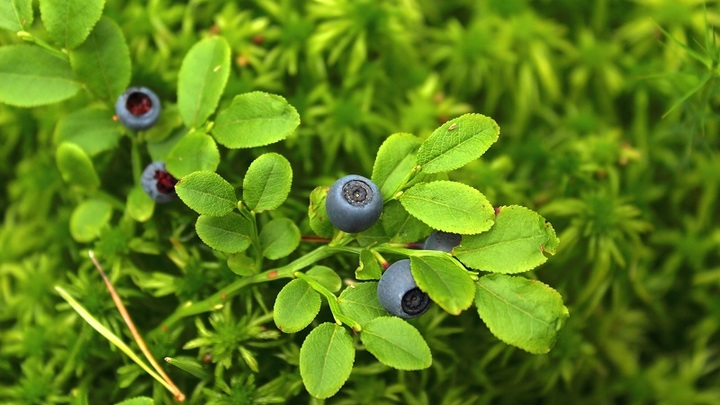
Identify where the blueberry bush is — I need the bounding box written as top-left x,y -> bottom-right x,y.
1,0 -> 719,404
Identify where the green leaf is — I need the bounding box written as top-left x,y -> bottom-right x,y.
70,199 -> 112,242
114,397 -> 154,405
195,213 -> 252,253
54,105 -> 121,156
227,253 -> 257,276
165,132 -> 220,178
56,142 -> 100,188
306,266 -> 342,293
299,323 -> 354,399
175,171 -> 236,216
259,217 -> 300,260
355,249 -> 382,281
371,133 -> 421,199
69,17 -> 130,103
455,205 -> 559,273
308,186 -> 333,238
381,200 -> 431,243
417,114 -> 499,174
399,181 -> 494,234
126,186 -> 154,222
164,356 -> 210,380
39,0 -> 105,49
475,274 -> 569,354
0,45 -> 81,107
212,91 -> 300,148
273,278 -> 322,333
144,104 -> 183,143
177,37 -> 231,128
0,0 -> 33,32
338,282 -> 386,326
410,255 -> 475,315
360,317 -> 432,370
242,153 -> 293,212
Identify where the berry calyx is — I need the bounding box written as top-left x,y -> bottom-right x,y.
141,161 -> 177,203
115,87 -> 162,131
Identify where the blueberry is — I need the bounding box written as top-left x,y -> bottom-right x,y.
423,231 -> 462,253
325,175 -> 383,233
141,161 -> 177,203
115,87 -> 161,131
377,259 -> 431,319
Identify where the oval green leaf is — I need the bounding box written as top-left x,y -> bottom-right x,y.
381,200 -> 431,243
114,398 -> 154,405
69,17 -> 130,103
126,186 -> 154,222
273,278 -> 322,333
410,255 -> 475,315
360,317 -> 432,370
175,171 -> 236,216
306,266 -> 342,293
177,37 -> 231,128
417,113 -> 500,174
308,186 -> 333,238
0,45 -> 80,107
54,105 -> 121,156
165,132 -> 220,178
338,282 -> 386,326
212,91 -> 300,148
242,152 -> 292,212
0,0 -> 33,32
259,217 -> 300,260
299,323 -> 355,399
455,205 -> 559,273
39,0 -> 105,49
371,133 -> 421,199
195,213 -> 252,253
56,142 -> 100,188
398,181 -> 494,234
475,274 -> 569,354
70,199 -> 112,242
355,249 -> 382,281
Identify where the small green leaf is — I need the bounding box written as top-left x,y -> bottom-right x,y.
475,274 -> 569,354
175,171 -> 236,216
165,132 -> 220,178
164,357 -> 210,380
126,186 -> 154,222
39,0 -> 105,49
399,181 -> 494,234
114,397 -> 154,405
274,278 -> 322,333
195,213 -> 252,253
212,92 -> 300,148
308,186 -> 333,238
259,218 -> 300,260
69,17 -> 130,103
0,45 -> 81,107
371,133 -> 421,198
338,282 -> 386,326
0,0 -> 33,32
455,205 -> 559,273
177,37 -> 231,128
70,199 -> 112,242
381,200 -> 431,243
54,105 -> 121,156
355,249 -> 382,281
417,114 -> 499,174
360,317 -> 432,370
306,266 -> 342,293
56,142 -> 100,188
227,253 -> 257,276
299,323 -> 354,399
410,255 -> 475,315
242,153 -> 293,212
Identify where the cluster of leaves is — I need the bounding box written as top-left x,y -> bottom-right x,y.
1,0 -> 720,404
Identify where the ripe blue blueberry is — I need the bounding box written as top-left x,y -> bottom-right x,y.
325,175 -> 383,233
377,259 -> 431,319
423,231 -> 462,252
141,161 -> 177,203
115,87 -> 161,131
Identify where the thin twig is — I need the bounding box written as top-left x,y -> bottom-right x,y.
89,251 -> 186,402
